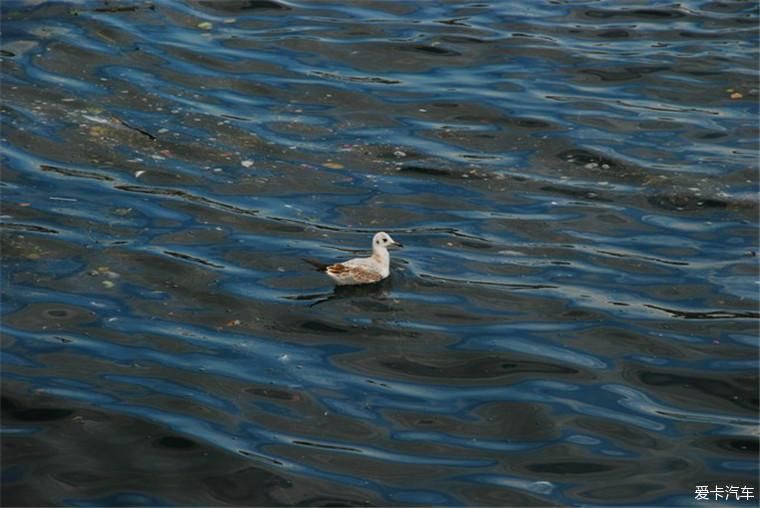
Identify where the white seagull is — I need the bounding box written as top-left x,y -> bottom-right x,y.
305,232 -> 403,285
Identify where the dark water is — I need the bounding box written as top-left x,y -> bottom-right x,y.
1,0 -> 758,506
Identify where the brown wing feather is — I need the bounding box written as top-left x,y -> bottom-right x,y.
326,263 -> 383,284
352,268 -> 383,283
326,263 -> 350,274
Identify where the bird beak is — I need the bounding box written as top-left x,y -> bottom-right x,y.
392,241 -> 403,248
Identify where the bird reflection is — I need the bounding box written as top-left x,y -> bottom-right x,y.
287,277 -> 393,307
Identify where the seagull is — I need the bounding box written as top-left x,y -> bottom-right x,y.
305,232 -> 402,286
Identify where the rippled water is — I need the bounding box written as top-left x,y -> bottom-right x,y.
1,0 -> 758,506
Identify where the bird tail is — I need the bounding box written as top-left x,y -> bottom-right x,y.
303,258 -> 328,271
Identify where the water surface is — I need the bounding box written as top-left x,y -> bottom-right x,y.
1,0 -> 758,506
